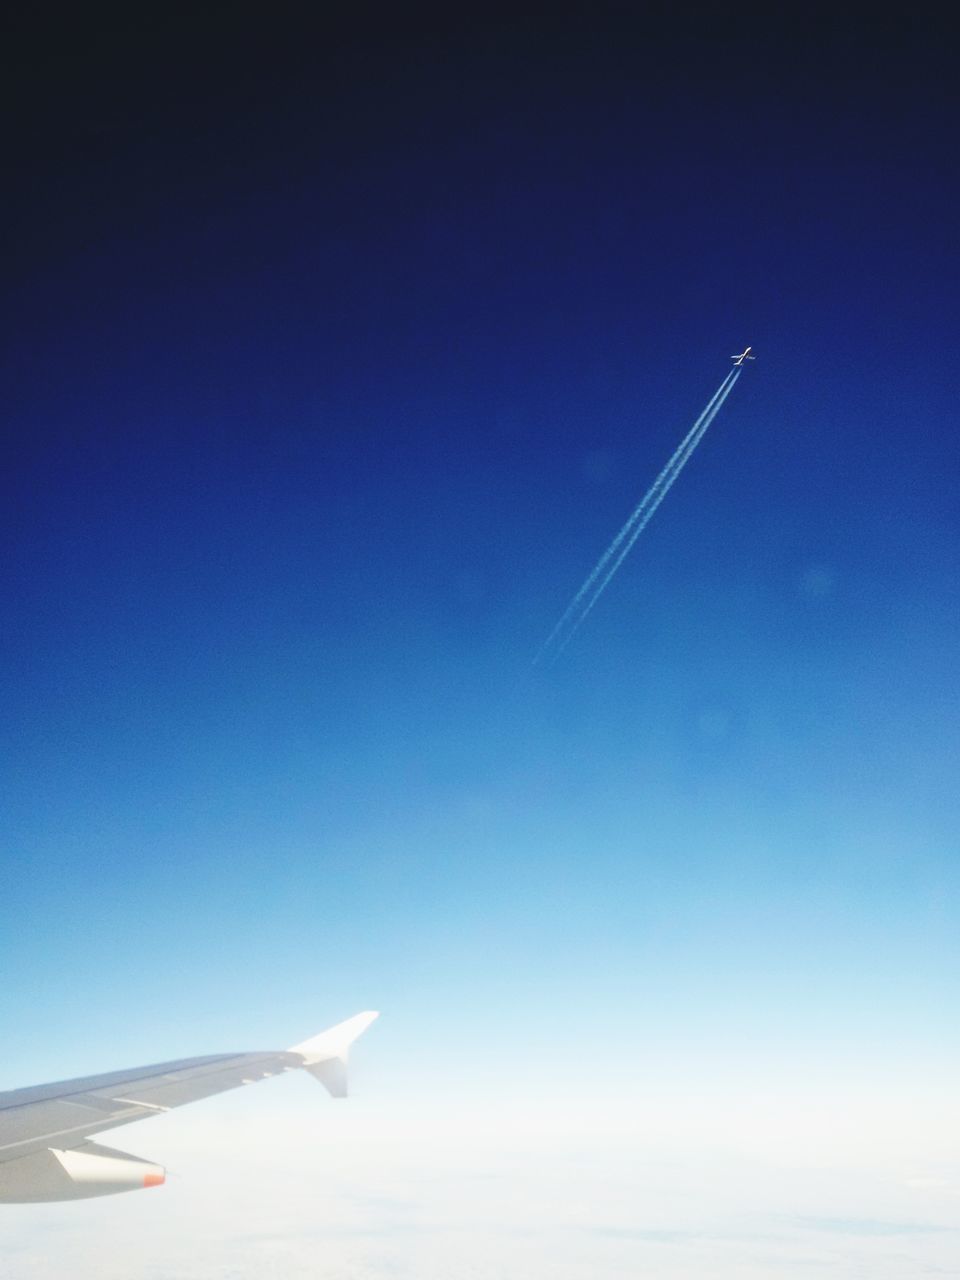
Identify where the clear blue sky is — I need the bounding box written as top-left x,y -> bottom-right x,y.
1,1 -> 957,1189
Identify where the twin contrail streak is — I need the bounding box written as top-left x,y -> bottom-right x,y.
536,366 -> 742,663
534,368 -> 736,663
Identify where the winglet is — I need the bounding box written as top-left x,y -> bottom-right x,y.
289,1011 -> 379,1098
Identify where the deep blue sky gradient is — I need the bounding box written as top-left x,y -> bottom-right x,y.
1,7 -> 957,1096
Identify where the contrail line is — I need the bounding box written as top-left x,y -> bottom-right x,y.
552,369 -> 740,656
533,367 -> 737,666
536,366 -> 741,663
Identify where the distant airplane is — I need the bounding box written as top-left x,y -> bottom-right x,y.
0,1010 -> 378,1202
731,346 -> 756,366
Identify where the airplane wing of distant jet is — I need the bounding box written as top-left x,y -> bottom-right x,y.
0,1010 -> 378,1203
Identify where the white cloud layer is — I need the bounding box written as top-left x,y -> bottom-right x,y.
2,1078 -> 959,1279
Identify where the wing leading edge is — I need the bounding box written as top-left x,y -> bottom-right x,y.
0,1011 -> 378,1203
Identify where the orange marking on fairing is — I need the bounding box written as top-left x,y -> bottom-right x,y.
143,1172 -> 166,1188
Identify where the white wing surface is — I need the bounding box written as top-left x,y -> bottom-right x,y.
0,1011 -> 378,1202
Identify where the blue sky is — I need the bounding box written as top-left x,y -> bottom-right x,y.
1,7 -> 958,1273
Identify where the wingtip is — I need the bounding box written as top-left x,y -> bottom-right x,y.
289,1010 -> 380,1062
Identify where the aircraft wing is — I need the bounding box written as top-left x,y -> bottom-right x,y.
0,1010 -> 377,1203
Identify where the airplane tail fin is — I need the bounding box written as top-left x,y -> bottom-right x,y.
288,1011 -> 379,1098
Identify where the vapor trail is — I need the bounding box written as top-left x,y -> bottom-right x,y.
533,368 -> 737,666
553,369 -> 740,655
536,366 -> 741,663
